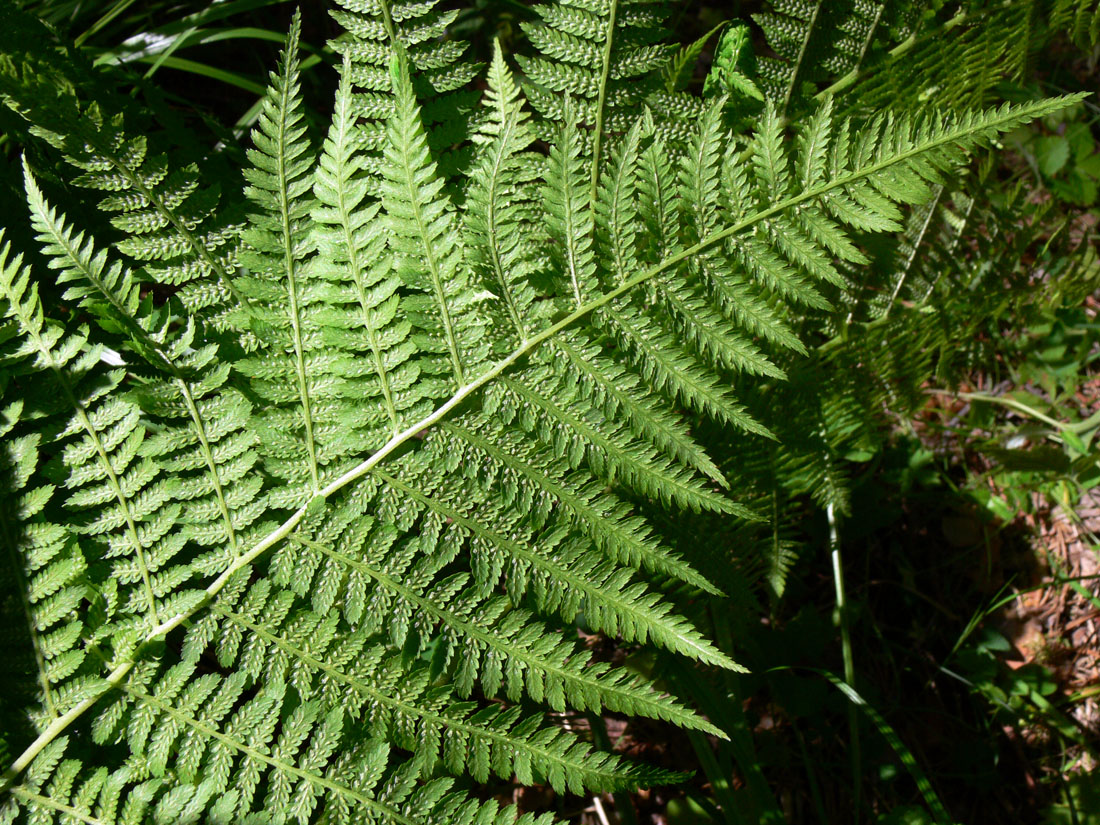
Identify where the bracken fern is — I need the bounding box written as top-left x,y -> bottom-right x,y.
0,1 -> 1087,822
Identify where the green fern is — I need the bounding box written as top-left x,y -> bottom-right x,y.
0,1 -> 1088,822
753,0 -> 892,114
328,0 -> 481,185
0,7 -> 248,334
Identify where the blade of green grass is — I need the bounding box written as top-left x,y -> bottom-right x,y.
820,670 -> 952,825
75,0 -> 138,46
666,652 -> 784,825
128,55 -> 267,95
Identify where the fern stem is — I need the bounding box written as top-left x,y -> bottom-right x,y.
376,0 -> 399,48
7,787 -> 109,824
589,0 -> 619,208
828,503 -> 861,817
587,714 -> 638,825
0,676 -> 114,790
815,10 -> 970,102
0,98 -> 1065,787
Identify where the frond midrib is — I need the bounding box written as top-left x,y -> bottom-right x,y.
273,26 -> 322,491
7,786 -> 108,825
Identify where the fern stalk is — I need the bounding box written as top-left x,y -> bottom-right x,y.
818,10 -> 971,102
589,0 -> 620,206
828,502 -> 860,816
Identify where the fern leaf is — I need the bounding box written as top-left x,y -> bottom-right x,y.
268,503 -> 730,727
519,0 -> 672,150
22,166 -> 263,571
187,576 -> 681,794
236,14 -> 335,503
329,0 -> 481,184
379,50 -> 488,387
0,233 -> 194,636
465,43 -> 544,345
0,8 -> 1086,820
0,6 -> 246,329
313,66 -> 426,446
547,331 -> 725,483
0,251 -> 92,738
452,418 -> 686,575
754,0 -> 887,113
544,99 -> 598,307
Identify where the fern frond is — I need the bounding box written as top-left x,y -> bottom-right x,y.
313,66 -> 425,447
664,23 -> 726,94
266,498 -> 727,732
595,116 -> 644,286
754,0 -> 888,113
0,6 -> 246,329
518,0 -> 673,186
544,98 -> 598,307
186,575 -> 680,795
84,659 -> 545,825
0,244 -> 92,740
496,354 -> 739,513
846,1 -> 1098,113
428,417 -> 724,599
1,223 -> 193,637
636,123 -> 680,265
600,301 -> 772,440
547,331 -> 725,483
235,14 -> 333,503
22,166 -> 263,572
378,50 -> 488,387
329,0 -> 480,184
1053,0 -> 1100,47
464,43 -> 544,346
0,8 -> 1086,820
